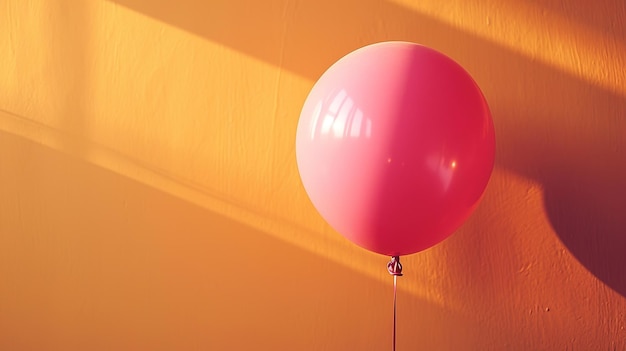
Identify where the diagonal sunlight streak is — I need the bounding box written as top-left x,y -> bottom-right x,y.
0,108 -> 456,310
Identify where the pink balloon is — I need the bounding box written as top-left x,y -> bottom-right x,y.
296,41 -> 495,256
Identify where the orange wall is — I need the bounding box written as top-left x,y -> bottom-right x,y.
1,0 -> 625,350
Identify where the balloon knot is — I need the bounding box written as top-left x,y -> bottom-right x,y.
387,256 -> 403,276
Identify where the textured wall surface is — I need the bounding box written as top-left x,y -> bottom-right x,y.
1,0 -> 625,350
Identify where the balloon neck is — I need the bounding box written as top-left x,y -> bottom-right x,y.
387,256 -> 403,276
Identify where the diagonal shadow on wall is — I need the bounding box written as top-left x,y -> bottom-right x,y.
107,0 -> 626,298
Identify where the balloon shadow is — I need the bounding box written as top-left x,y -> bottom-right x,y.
107,0 -> 626,295
502,68 -> 626,297
484,11 -> 626,297
543,164 -> 626,297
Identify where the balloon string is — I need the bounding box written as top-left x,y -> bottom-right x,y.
393,274 -> 397,351
387,256 -> 402,351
